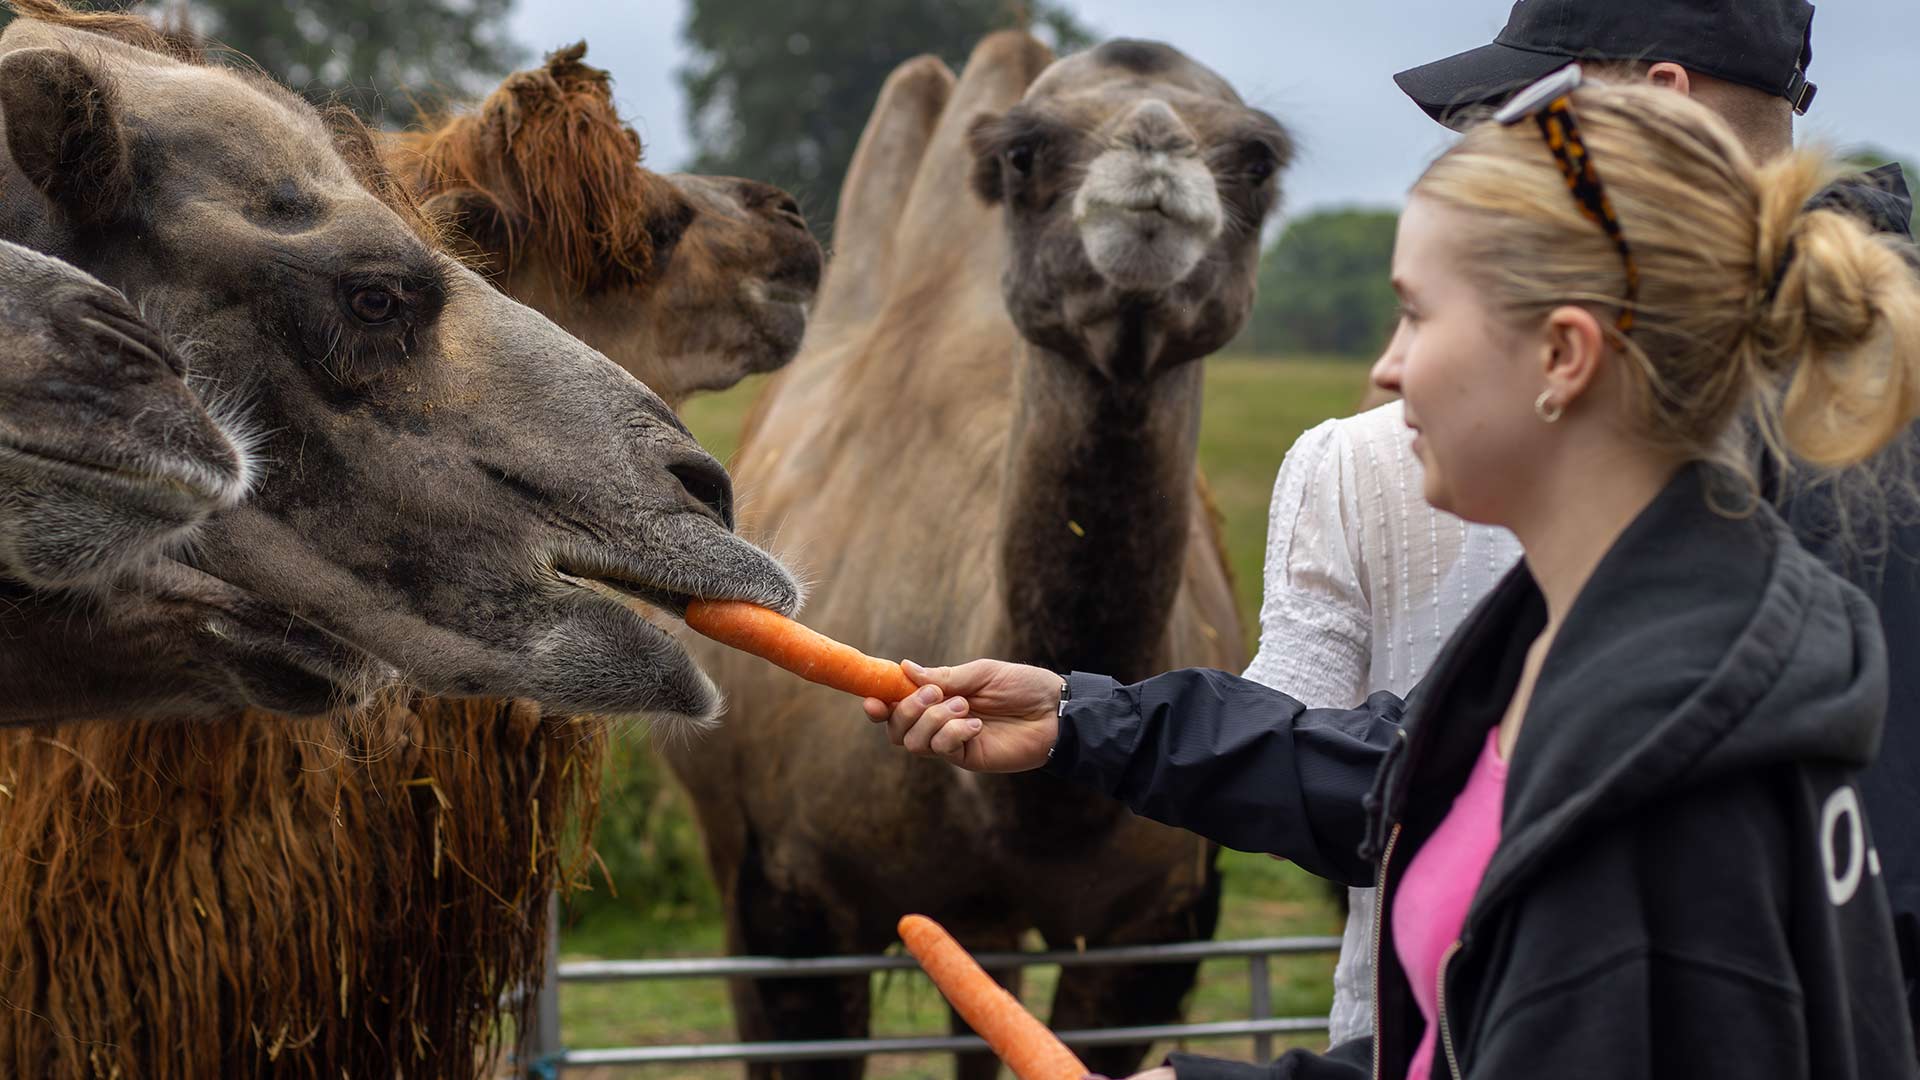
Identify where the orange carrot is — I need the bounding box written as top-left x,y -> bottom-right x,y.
897,914 -> 1089,1080
684,599 -> 919,702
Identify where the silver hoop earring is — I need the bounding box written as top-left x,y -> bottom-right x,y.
1534,390 -> 1564,424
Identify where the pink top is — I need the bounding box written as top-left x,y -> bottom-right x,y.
1392,726 -> 1509,1080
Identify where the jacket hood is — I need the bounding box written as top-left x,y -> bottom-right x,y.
1815,163 -> 1913,242
1448,463 -> 1887,907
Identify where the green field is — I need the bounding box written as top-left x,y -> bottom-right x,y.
557,356 -> 1374,1079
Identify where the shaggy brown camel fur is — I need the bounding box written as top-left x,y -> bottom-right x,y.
669,34 -> 1290,1079
0,3 -> 797,1076
384,43 -> 823,410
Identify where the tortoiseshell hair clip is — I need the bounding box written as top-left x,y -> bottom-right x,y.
1494,64 -> 1640,333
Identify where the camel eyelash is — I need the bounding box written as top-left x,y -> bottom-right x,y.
309,273 -> 444,383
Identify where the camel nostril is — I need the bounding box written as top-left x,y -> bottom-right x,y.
738,180 -> 811,234
668,456 -> 735,530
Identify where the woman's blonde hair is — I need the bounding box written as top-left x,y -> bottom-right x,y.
1415,82 -> 1920,487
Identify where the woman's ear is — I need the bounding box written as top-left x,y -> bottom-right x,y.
1539,305 -> 1608,412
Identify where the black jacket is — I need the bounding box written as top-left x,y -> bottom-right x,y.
1773,162 -> 1920,1029
1048,466 -> 1917,1079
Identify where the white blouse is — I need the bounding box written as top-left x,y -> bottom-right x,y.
1242,399 -> 1523,1045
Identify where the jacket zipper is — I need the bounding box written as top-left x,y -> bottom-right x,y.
1437,938 -> 1464,1080
1370,822 -> 1402,1080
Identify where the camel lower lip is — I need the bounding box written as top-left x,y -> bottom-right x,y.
760,286 -> 814,306
0,440 -> 234,509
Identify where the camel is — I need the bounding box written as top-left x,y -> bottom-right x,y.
0,10 -> 798,720
668,34 -> 1289,1078
0,3 -> 799,1075
383,43 -> 824,411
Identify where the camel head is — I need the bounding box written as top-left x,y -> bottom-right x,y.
0,9 -> 799,724
968,39 -> 1291,377
390,43 -> 824,409
0,239 -> 251,590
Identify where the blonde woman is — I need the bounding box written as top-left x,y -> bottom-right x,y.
872,72 -> 1920,1078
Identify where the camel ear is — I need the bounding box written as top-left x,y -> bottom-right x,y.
0,48 -> 133,224
424,188 -> 514,277
967,113 -> 1011,204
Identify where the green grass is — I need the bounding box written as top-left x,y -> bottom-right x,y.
1197,357 -> 1377,649
557,356 -> 1374,1078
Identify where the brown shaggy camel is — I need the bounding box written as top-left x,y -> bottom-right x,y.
668,33 -> 1290,1078
383,43 -> 823,411
0,3 -> 797,1077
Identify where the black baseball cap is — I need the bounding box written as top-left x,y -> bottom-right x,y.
1394,0 -> 1818,130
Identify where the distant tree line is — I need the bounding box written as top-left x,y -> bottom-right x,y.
1234,207 -> 1401,360
0,0 -> 523,123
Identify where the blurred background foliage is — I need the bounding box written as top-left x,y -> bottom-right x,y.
679,0 -> 1094,240
0,0 -> 525,122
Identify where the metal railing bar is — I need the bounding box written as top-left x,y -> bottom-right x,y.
558,936 -> 1343,983
553,1017 -> 1329,1067
1248,953 -> 1273,1062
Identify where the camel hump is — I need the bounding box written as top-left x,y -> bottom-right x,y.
813,53 -> 955,334
889,31 -> 1052,282
951,30 -> 1055,116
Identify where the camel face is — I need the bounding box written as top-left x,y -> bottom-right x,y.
969,39 -> 1291,377
598,172 -> 823,405
0,26 -> 800,722
0,240 -> 250,589
388,44 -> 825,409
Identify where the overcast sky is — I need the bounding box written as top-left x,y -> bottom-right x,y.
508,1 -> 1919,218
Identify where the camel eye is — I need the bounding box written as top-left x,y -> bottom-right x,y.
348,286 -> 399,324
1243,145 -> 1277,184
1006,143 -> 1036,176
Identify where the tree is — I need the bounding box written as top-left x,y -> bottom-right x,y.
0,0 -> 525,124
1236,207 -> 1401,360
680,0 -> 1095,240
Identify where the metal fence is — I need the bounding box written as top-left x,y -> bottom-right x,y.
514,907 -> 1341,1077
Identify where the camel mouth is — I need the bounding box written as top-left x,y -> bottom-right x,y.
556,566 -> 694,621
550,526 -> 802,626
756,281 -> 816,308
0,437 -> 246,519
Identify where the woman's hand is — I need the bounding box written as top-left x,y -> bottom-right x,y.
862,659 -> 1061,772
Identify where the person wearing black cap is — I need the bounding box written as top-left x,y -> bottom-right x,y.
1394,0 -> 1920,1043
1393,0 -> 1821,133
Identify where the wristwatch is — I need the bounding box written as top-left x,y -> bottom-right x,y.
1049,673 -> 1069,762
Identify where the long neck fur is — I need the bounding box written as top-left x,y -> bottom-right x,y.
995,316 -> 1202,687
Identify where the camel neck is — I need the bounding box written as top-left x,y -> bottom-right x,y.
995,340 -> 1203,685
